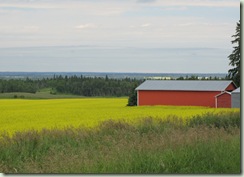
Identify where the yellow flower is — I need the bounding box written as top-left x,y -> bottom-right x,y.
0,98 -> 239,136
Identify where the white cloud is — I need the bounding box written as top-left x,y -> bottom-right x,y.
136,0 -> 157,3
0,25 -> 40,34
0,0 -> 239,49
0,2 -> 58,9
0,1 -> 132,16
75,24 -> 97,30
177,22 -> 211,27
163,6 -> 187,11
138,0 -> 239,7
0,0 -> 239,13
23,25 -> 40,31
177,23 -> 195,27
141,23 -> 151,27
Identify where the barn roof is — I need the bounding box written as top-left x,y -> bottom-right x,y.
232,87 -> 240,93
135,80 -> 234,91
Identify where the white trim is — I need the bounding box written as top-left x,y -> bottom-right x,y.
215,91 -> 231,98
215,96 -> 218,108
215,91 -> 231,108
137,90 -> 139,106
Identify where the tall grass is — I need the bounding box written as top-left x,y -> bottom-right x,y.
188,111 -> 240,129
0,112 -> 240,174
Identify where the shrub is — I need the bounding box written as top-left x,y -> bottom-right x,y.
20,95 -> 25,99
127,87 -> 137,106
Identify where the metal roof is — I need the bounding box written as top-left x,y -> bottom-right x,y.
232,87 -> 240,93
135,80 -> 234,91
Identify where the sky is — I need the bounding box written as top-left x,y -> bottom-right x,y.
0,0 -> 240,73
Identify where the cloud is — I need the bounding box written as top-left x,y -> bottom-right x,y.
151,0 -> 239,8
177,22 -> 232,27
0,2 -> 58,10
0,0 -> 239,49
0,25 -> 40,34
24,25 -> 40,31
141,23 -> 151,27
177,23 -> 195,27
0,0 -> 239,12
137,0 -> 157,3
163,6 -> 187,11
75,24 -> 97,30
0,1 -> 133,17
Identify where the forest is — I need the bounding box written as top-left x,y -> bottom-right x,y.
0,75 -> 143,97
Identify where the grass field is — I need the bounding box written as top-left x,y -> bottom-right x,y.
0,98 -> 239,136
0,89 -> 84,99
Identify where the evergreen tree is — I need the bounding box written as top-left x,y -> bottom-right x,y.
228,20 -> 240,86
127,87 -> 138,106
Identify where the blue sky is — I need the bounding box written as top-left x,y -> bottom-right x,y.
0,0 -> 240,73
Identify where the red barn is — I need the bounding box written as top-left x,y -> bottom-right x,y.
135,80 -> 236,108
215,92 -> 231,108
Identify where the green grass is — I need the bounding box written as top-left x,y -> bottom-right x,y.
0,116 -> 240,174
0,87 -> 84,99
188,111 -> 240,129
0,91 -> 84,99
0,89 -> 124,99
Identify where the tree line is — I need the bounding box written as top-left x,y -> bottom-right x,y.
0,75 -> 143,97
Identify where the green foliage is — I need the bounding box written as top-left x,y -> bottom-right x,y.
0,115 -> 240,174
0,76 -> 143,97
0,92 -> 83,99
228,20 -> 240,86
0,78 -> 37,94
127,86 -> 137,106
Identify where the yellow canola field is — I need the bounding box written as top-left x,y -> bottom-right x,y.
0,98 -> 239,135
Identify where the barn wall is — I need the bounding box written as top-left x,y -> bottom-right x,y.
231,93 -> 240,108
138,90 -> 220,107
225,83 -> 237,91
216,93 -> 231,108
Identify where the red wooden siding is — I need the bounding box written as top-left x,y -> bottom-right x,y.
225,83 -> 236,91
138,90 -> 221,107
216,93 -> 231,108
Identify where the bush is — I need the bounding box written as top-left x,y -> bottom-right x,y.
20,95 -> 25,99
127,90 -> 137,106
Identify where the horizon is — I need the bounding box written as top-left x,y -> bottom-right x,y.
0,71 -> 228,80
0,71 -> 228,74
0,71 -> 230,75
0,46 -> 234,73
